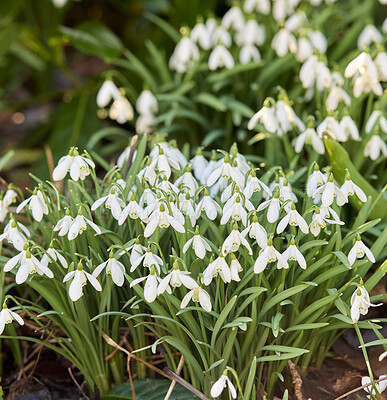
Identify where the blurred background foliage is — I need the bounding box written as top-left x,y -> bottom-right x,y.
0,0 -> 222,183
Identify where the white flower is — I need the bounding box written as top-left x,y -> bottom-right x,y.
157,263 -> 197,295
362,375 -> 387,400
340,115 -> 359,141
130,267 -> 164,303
110,96 -> 134,124
244,0 -> 270,14
312,174 -> 348,207
341,174 -> 367,203
306,165 -> 327,198
309,208 -> 327,236
63,263 -> 102,302
53,147 -> 95,181
97,80 -> 120,108
119,194 -> 145,225
295,127 -> 325,154
230,254 -> 243,282
210,373 -> 237,399
183,229 -> 212,259
68,212 -> 102,241
0,304 -> 24,335
0,190 -> 17,223
136,90 -> 158,115
350,285 -> 381,323
276,203 -> 309,234
180,286 -> 212,312
0,219 -> 30,251
147,146 -> 181,180
357,25 -> 382,50
169,36 -> 200,73
348,236 -> 375,266
208,45 -> 234,71
283,239 -> 306,269
53,210 -> 74,236
190,22 -> 212,50
326,86 -> 351,112
16,189 -> 49,222
243,171 -> 271,199
93,252 -> 126,287
374,52 -> 387,81
136,113 -> 157,134
235,20 -> 265,46
271,29 -> 297,57
242,215 -> 268,248
317,116 -> 347,142
257,192 -> 281,223
220,195 -> 248,226
179,193 -> 197,227
41,245 -> 68,269
91,188 -> 125,220
254,238 -> 288,273
365,110 -> 387,134
195,190 -> 222,221
222,6 -> 244,30
239,44 -> 261,64
222,224 -> 252,255
4,248 -> 54,284
144,203 -> 185,238
202,254 -> 231,285
189,148 -> 209,183
175,167 -> 199,197
364,135 -> 387,160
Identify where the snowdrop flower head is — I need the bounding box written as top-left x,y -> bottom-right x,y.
243,0 -> 270,14
326,86 -> 351,112
242,214 -> 268,248
254,236 -> 288,273
222,223 -> 253,255
54,208 -> 74,237
348,234 -> 375,265
195,189 -> 222,221
97,80 -> 120,108
362,374 -> 387,400
202,253 -> 231,285
271,28 -> 297,57
68,209 -> 102,241
282,236 -> 306,269
91,187 -> 125,220
208,45 -> 234,70
144,203 -> 185,238
276,202 -> 309,234
340,114 -> 360,141
190,19 -> 212,50
357,24 -> 382,50
230,253 -> 243,282
306,162 -> 327,198
0,217 -> 29,251
350,283 -> 381,323
157,260 -> 197,295
374,51 -> 387,81
52,147 -> 95,181
63,261 -> 102,302
365,109 -> 387,134
0,301 -> 24,335
221,6 -> 244,31
295,116 -> 325,155
257,188 -> 281,223
312,173 -> 348,207
169,34 -> 200,73
93,251 -> 126,287
110,96 -> 134,124
180,285 -> 212,312
364,135 -> 387,160
210,370 -> 237,399
136,89 -> 158,115
309,208 -> 326,237
183,227 -> 212,259
41,242 -> 68,269
16,187 -> 49,222
341,171 -> 367,203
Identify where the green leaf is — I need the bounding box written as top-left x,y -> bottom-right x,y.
285,323 -> 329,332
210,296 -> 237,348
194,93 -> 227,112
333,251 -> 352,269
60,21 -> 122,62
106,379 -> 200,399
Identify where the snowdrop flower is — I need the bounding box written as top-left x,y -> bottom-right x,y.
326,86 -> 351,112
16,189 -> 49,222
374,52 -> 387,81
41,243 -> 68,269
239,44 -> 261,64
357,25 -> 382,50
211,372 -> 237,399
150,141 -> 187,169
362,375 -> 387,400
129,244 -> 163,273
243,171 -> 271,199
230,253 -> 243,282
348,235 -> 375,265
0,302 -> 24,335
254,237 -> 288,273
285,11 -> 307,32
306,163 -> 327,198
248,102 -> 278,133
317,116 -> 347,142
220,195 -> 248,226
268,176 -> 297,204
208,45 -> 234,70
341,172 -> 367,202
319,205 -> 344,225
243,0 -> 270,14
179,192 -> 197,227
91,188 -> 125,220
0,218 -> 30,251
93,251 -> 126,287
119,193 -> 145,225
242,215 -> 268,248
147,146 -> 181,180
222,223 -> 252,255
272,0 -> 300,22
295,35 -> 313,63
365,110 -> 387,134
53,147 -> 95,181
130,266 -> 166,303
157,261 -> 197,295
183,228 -> 212,259
117,146 -> 137,169
0,189 -> 17,222
257,190 -> 281,223
309,206 -> 344,236
63,262 -> 102,302
97,80 -> 120,108
136,113 -> 157,134
295,120 -> 325,154
189,147 -> 209,183
235,20 -> 265,46
180,285 -> 211,312
53,209 -> 73,237
283,237 -> 306,269
221,6 -> 244,30
276,203 -> 309,234
190,20 -> 212,50
340,115 -> 360,141
175,166 -> 199,197
312,174 -> 347,207
5,247 -> 54,284
51,0 -> 68,8
68,210 -> 101,241
169,35 -> 200,73
110,96 -> 134,124
195,190 -> 222,221
300,56 -> 332,99
207,155 -> 244,188
350,284 -> 381,323
271,29 -> 297,57
202,254 -> 231,285
136,90 -> 158,115
144,203 -> 185,237
364,135 -> 387,160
